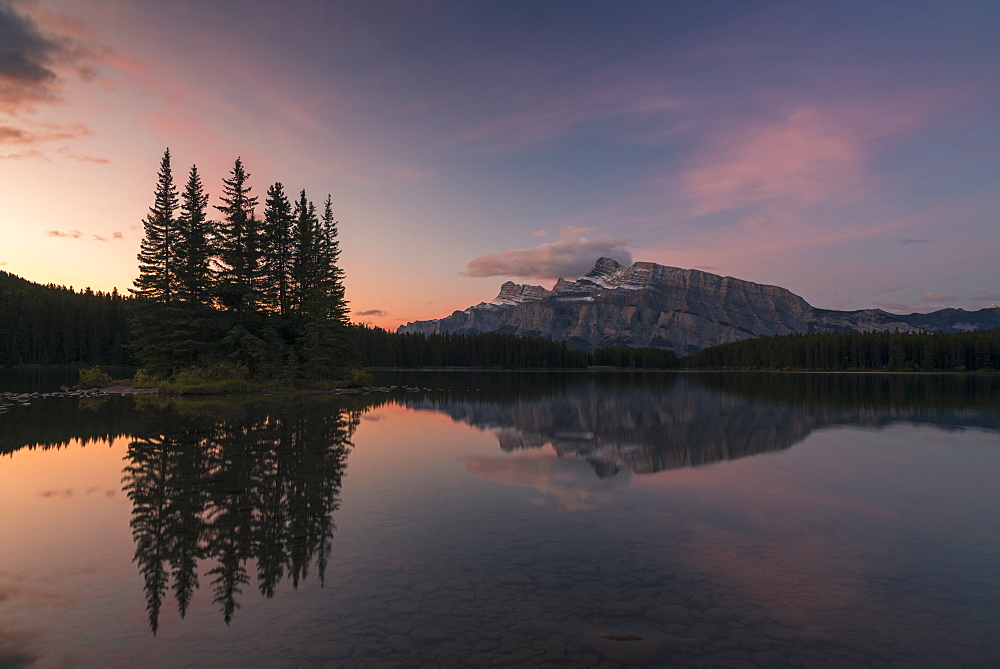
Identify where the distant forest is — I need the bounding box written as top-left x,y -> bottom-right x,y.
685,330 -> 1000,372
3,260 -> 1000,373
351,325 -> 680,368
0,270 -> 133,366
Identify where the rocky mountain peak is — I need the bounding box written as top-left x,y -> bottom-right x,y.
398,258 -> 1000,352
583,257 -> 625,283
552,278 -> 574,292
490,281 -> 550,306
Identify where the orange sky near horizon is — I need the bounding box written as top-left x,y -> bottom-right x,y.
2,0 -> 999,330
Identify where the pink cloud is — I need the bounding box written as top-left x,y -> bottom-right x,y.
681,107 -> 869,215
464,226 -> 631,280
921,293 -> 957,303
465,450 -> 631,511
676,82 -> 970,219
47,229 -> 119,242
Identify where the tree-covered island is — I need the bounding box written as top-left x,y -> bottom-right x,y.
129,149 -> 359,391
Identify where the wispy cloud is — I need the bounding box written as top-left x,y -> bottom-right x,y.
47,229 -> 120,241
355,309 -> 386,317
921,293 -> 957,303
899,238 -> 932,245
973,293 -> 1000,303
681,107 -> 870,216
465,226 -> 631,280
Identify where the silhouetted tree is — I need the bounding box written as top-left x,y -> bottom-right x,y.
214,158 -> 261,314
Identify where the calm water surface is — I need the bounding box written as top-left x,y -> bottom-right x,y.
1,371 -> 998,667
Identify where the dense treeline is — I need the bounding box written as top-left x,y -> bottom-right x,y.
0,271 -> 134,366
131,150 -> 356,379
352,325 -> 590,368
685,329 -> 1000,371
592,346 -> 680,368
350,325 -> 680,369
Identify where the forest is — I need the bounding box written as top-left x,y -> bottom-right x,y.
685,329 -> 1000,372
0,270 -> 133,366
350,325 -> 679,368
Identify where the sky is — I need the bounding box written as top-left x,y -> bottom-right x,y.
1,0 -> 998,329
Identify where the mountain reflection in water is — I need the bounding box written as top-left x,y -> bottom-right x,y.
399,372 -> 1000,477
1,371 -> 998,639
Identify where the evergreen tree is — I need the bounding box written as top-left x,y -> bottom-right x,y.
293,192 -> 357,374
214,158 -> 261,313
175,165 -> 214,305
319,194 -> 350,327
291,189 -> 319,313
131,149 -> 183,375
261,183 -> 294,316
133,149 -> 179,304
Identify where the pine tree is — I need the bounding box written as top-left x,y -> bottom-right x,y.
130,149 -> 183,375
261,183 -> 294,316
133,149 -> 179,303
214,158 -> 261,313
175,165 -> 214,304
295,193 -> 357,374
291,189 -> 319,313
319,194 -> 350,327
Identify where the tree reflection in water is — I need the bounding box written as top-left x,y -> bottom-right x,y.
122,397 -> 373,633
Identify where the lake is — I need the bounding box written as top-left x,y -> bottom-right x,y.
1,371 -> 998,667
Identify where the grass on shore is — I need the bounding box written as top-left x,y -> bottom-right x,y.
133,364 -> 374,395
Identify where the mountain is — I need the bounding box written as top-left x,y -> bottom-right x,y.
398,258 -> 1000,354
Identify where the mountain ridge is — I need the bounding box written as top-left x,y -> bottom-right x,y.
398,258 -> 1000,353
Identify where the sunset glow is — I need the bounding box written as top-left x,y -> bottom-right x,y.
2,0 -> 998,328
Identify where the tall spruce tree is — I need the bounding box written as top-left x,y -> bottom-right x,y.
295,193 -> 357,374
214,158 -> 261,313
131,149 -> 182,375
262,182 -> 294,316
291,189 -> 319,312
175,165 -> 214,304
319,194 -> 350,327
133,149 -> 179,303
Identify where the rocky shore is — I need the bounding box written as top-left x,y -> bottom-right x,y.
0,383 -> 441,410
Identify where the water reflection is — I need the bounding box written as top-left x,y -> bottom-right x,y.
2,372 -> 999,649
399,372 -> 1000,477
121,397 -> 385,632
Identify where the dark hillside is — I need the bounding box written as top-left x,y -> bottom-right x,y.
0,271 -> 134,366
